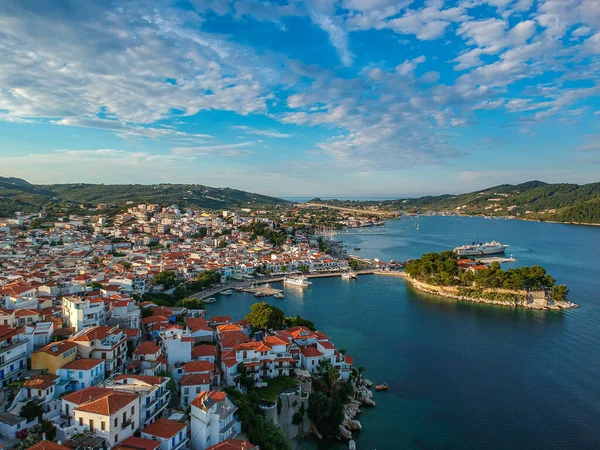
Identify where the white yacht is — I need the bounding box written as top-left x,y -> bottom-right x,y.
220,289 -> 233,295
454,240 -> 508,257
274,292 -> 284,299
341,272 -> 358,280
283,275 -> 312,287
204,297 -> 216,303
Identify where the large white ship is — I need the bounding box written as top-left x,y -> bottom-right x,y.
283,275 -> 312,287
454,240 -> 508,257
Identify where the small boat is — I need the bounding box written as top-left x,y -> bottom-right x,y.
220,289 -> 233,295
254,292 -> 265,298
341,271 -> 358,280
274,292 -> 284,299
354,247 -> 361,251
204,297 -> 216,304
375,382 -> 388,391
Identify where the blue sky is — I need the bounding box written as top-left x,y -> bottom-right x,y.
0,0 -> 599,197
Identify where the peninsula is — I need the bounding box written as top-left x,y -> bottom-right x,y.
402,251 -> 578,310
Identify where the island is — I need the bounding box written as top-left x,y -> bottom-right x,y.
401,251 -> 578,310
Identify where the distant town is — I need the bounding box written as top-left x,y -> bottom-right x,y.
0,203 -> 385,450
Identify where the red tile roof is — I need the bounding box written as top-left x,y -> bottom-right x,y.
33,340 -> 77,355
190,390 -> 227,409
301,347 -> 323,358
62,386 -> 112,405
27,441 -> 71,450
113,374 -> 166,386
114,436 -> 161,450
23,374 -> 58,390
60,358 -> 104,371
206,439 -> 255,450
141,418 -> 186,439
192,344 -> 218,358
133,341 -> 161,355
181,373 -> 211,386
183,361 -> 214,374
75,391 -> 138,415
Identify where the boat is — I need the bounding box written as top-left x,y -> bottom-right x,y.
220,289 -> 233,295
341,271 -> 358,280
204,297 -> 216,304
254,292 -> 266,298
375,382 -> 388,391
454,240 -> 508,257
274,292 -> 284,299
235,287 -> 244,292
283,275 -> 312,287
354,247 -> 361,251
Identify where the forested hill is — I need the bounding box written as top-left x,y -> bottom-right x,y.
309,181 -> 600,225
0,177 -> 289,217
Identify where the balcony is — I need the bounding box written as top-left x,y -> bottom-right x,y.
121,418 -> 132,429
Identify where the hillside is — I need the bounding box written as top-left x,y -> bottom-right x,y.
310,181 -> 600,225
0,177 -> 289,217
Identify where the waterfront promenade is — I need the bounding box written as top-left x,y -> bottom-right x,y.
190,269 -> 378,300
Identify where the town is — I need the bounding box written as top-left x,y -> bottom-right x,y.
0,203 -> 378,450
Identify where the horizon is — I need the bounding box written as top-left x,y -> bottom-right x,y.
1,1 -> 600,196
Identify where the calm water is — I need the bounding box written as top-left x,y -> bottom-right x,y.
206,217 -> 600,450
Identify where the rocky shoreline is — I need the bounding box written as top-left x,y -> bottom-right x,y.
400,273 -> 579,310
339,377 -> 376,440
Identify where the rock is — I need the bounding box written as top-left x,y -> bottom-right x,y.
364,379 -> 373,387
339,425 -> 353,440
345,419 -> 362,431
362,397 -> 376,407
311,424 -> 323,440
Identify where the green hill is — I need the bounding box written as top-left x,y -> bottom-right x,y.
0,177 -> 289,217
311,181 -> 600,225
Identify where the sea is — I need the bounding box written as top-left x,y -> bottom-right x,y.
204,216 -> 600,450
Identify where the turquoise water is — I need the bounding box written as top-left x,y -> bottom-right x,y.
206,216 -> 600,449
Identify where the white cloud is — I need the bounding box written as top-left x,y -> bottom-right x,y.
231,126 -> 292,138
171,141 -> 256,156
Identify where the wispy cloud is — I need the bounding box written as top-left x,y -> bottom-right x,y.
231,126 -> 292,138
171,141 -> 256,156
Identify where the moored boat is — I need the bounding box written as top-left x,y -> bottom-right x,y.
274,292 -> 284,299
220,289 -> 233,295
375,382 -> 388,391
454,240 -> 508,256
204,297 -> 216,304
283,275 -> 312,287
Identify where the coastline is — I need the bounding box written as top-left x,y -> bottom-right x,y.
407,212 -> 600,228
389,272 -> 579,310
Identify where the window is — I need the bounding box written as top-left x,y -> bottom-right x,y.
122,412 -> 127,423
78,371 -> 83,379
131,406 -> 135,415
114,417 -> 118,427
114,433 -> 118,442
79,417 -> 83,426
184,387 -> 189,394
101,421 -> 105,431
89,419 -> 94,431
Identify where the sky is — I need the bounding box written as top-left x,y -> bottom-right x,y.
1,0 -> 599,197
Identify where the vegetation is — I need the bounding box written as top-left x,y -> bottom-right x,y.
283,315 -> 316,331
257,376 -> 299,401
308,360 -> 354,438
245,302 -> 284,331
225,388 -> 292,450
405,251 -> 568,299
0,176 -> 289,217
153,271 -> 178,289
16,421 -> 57,450
312,181 -> 600,224
239,222 -> 289,246
19,400 -> 43,421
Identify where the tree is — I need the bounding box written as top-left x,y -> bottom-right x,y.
551,284 -> 569,302
153,271 -> 178,289
245,302 -> 284,331
283,315 -> 316,331
20,401 -> 43,421
176,297 -> 205,310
